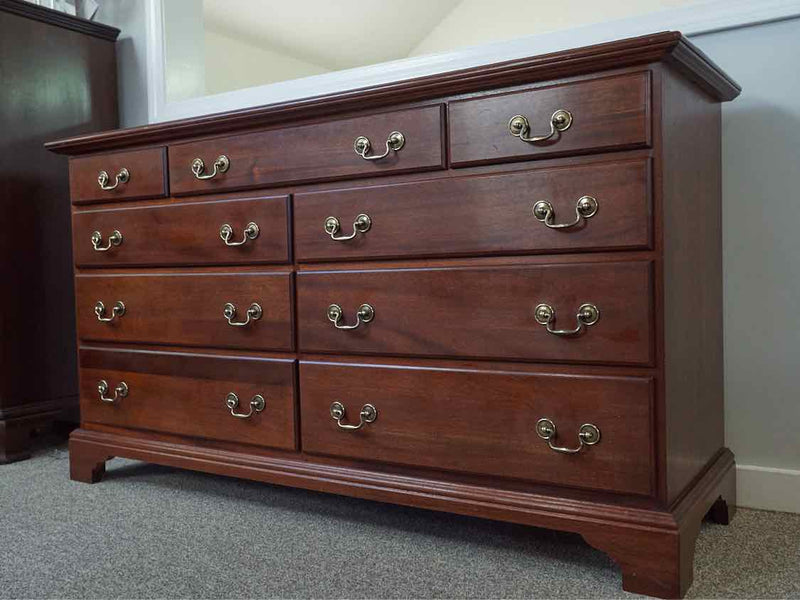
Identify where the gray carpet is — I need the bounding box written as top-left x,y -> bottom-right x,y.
1,438 -> 799,599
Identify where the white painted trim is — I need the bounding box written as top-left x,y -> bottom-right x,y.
145,0 -> 800,124
737,465 -> 800,514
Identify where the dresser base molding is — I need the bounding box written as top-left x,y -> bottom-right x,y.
0,400 -> 74,464
69,428 -> 735,598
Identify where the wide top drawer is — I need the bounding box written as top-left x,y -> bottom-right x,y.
449,72 -> 650,167
69,147 -> 168,203
168,105 -> 445,195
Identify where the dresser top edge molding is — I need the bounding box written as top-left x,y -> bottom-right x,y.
0,0 -> 119,41
45,30 -> 739,156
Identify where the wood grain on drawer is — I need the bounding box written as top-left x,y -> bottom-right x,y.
69,147 -> 167,203
297,261 -> 652,365
300,361 -> 653,495
73,195 -> 290,267
449,72 -> 650,167
75,272 -> 293,351
294,158 -> 651,262
168,105 -> 445,195
80,348 -> 296,450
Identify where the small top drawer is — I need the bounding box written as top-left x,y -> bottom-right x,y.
449,72 -> 650,167
69,147 -> 168,203
168,105 -> 445,196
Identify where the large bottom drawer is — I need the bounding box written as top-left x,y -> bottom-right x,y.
300,361 -> 653,495
80,348 -> 296,450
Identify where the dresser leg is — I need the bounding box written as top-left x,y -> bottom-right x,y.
0,417 -> 36,464
706,464 -> 736,525
69,434 -> 110,483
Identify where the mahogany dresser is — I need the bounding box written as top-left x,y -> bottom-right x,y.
0,0 -> 118,462
48,32 -> 739,598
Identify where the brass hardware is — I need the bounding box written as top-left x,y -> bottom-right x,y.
353,131 -> 405,160
533,196 -> 598,229
327,303 -> 374,330
97,168 -> 129,191
508,109 -> 572,143
330,401 -> 377,430
97,380 -> 128,404
91,230 -> 123,252
223,302 -> 262,327
94,300 -> 125,323
191,155 -> 230,180
225,392 -> 266,419
220,222 -> 259,246
324,214 -> 371,241
533,303 -> 599,336
535,418 -> 600,454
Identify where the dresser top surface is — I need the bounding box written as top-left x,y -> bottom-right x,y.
46,31 -> 739,156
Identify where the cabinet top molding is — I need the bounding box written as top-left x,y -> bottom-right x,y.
46,31 -> 739,155
0,0 -> 119,42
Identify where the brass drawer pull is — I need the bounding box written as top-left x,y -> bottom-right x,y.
508,109 -> 572,143
223,302 -> 262,327
97,168 -> 129,190
353,131 -> 405,161
225,392 -> 265,419
95,300 -> 125,323
536,418 -> 600,454
327,303 -> 374,330
330,401 -> 377,430
324,213 -> 371,241
191,154 -> 230,180
91,229 -> 123,252
97,380 -> 128,404
220,222 -> 259,246
533,196 -> 598,229
534,303 -> 599,336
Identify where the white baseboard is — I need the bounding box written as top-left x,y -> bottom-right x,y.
737,464 -> 800,514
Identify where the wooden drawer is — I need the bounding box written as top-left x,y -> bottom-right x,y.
297,261 -> 652,365
75,272 -> 293,351
300,361 -> 653,495
294,158 -> 651,262
69,147 -> 167,203
449,72 -> 650,167
168,105 -> 445,196
73,195 -> 290,267
80,348 -> 296,450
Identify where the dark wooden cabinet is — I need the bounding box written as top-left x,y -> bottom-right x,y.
0,0 -> 118,462
49,32 -> 739,598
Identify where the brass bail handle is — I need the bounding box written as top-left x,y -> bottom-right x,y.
192,155 -> 230,180
536,418 -> 600,454
91,230 -> 123,252
324,214 -> 371,241
353,131 -> 405,160
534,303 -> 599,336
97,380 -> 128,404
508,109 -> 572,143
220,222 -> 259,246
97,168 -> 129,190
327,303 -> 375,330
95,300 -> 126,323
225,392 -> 266,419
330,401 -> 378,430
223,302 -> 263,327
532,196 -> 598,229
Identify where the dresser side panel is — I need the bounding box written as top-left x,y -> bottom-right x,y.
660,65 -> 725,504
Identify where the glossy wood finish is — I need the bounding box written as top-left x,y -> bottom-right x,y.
301,361 -> 653,494
168,105 -> 445,196
79,348 -> 296,450
0,1 -> 117,462
450,72 -> 651,167
73,194 -> 290,267
69,147 -> 167,203
297,261 -> 653,364
52,33 -> 739,599
295,158 -> 651,262
75,272 -> 293,351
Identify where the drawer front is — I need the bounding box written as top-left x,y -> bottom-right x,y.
80,348 -> 296,450
73,195 -> 290,267
168,105 -> 445,196
450,72 -> 650,167
297,261 -> 652,365
70,147 -> 167,203
294,158 -> 651,262
75,272 -> 293,351
300,361 -> 653,495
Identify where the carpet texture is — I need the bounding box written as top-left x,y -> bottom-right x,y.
1,439 -> 798,599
